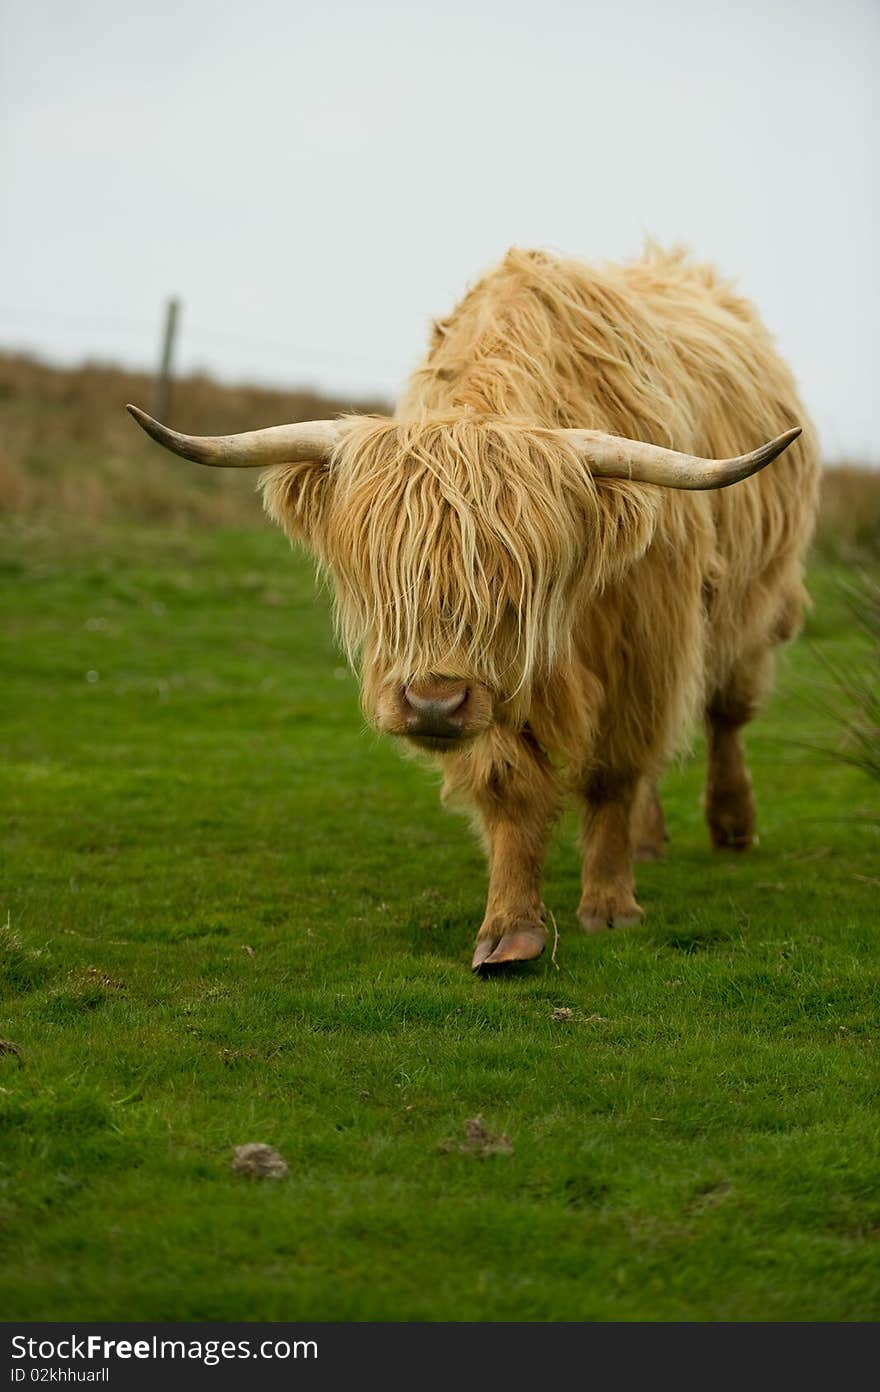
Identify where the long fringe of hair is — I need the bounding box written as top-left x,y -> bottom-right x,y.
318,413 -> 657,703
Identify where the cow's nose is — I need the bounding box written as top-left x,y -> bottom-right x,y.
402,684 -> 469,741
403,686 -> 468,719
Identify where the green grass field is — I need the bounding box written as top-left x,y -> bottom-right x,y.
1,521 -> 878,1321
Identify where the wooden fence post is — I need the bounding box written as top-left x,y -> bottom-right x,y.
151,297 -> 180,420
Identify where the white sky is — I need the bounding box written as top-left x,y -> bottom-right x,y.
3,0 -> 878,461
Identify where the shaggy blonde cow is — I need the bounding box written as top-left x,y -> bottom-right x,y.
129,246 -> 819,969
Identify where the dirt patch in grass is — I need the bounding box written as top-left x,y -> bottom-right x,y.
440,1117 -> 513,1157
231,1144 -> 288,1179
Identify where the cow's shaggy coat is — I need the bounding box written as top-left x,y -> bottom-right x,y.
262,246 -> 819,964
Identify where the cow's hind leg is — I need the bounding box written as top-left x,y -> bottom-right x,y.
630,776 -> 668,862
577,770 -> 643,932
447,734 -> 560,971
704,647 -> 774,851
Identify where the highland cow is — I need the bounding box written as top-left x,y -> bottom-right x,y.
128,246 -> 819,969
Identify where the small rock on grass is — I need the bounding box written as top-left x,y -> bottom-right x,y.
231,1143 -> 288,1179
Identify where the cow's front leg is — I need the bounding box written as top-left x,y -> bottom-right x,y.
447,735 -> 559,970
471,812 -> 550,969
577,770 -> 643,932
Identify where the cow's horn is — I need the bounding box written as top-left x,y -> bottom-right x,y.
126,405 -> 341,467
560,426 -> 802,490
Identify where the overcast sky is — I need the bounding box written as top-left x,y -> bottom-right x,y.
3,0 -> 878,461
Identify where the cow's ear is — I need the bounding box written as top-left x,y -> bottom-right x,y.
574,474 -> 662,591
259,458 -> 334,548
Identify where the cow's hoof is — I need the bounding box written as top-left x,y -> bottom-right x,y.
708,818 -> 756,851
632,843 -> 664,863
705,783 -> 755,852
577,898 -> 643,934
471,926 -> 546,970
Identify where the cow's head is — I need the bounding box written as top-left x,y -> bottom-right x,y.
127,405 -> 799,753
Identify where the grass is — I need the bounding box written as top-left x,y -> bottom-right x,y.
811,571 -> 880,785
1,519 -> 878,1322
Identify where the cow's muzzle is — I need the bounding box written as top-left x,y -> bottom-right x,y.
402,682 -> 470,746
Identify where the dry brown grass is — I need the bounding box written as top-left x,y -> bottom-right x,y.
1,352 -> 877,548
814,465 -> 880,561
0,353 -> 388,526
